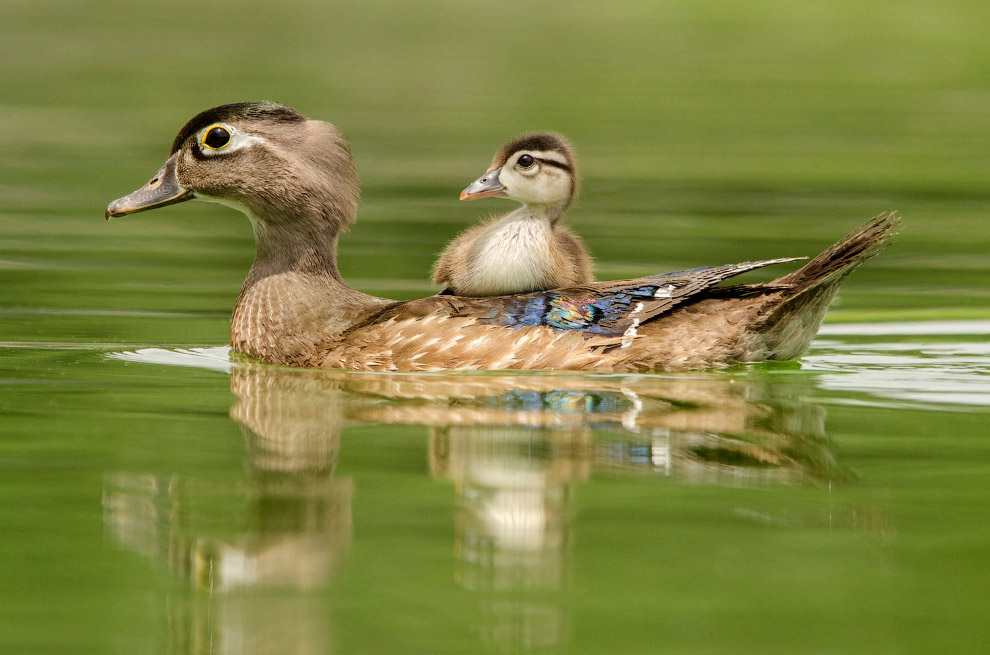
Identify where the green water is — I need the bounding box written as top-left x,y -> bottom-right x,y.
3,1 -> 990,653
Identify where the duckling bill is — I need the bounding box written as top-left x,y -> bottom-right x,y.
433,133 -> 593,296
106,101 -> 899,373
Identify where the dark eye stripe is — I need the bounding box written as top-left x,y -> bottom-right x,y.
535,157 -> 571,172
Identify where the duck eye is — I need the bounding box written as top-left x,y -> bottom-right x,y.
202,126 -> 231,150
517,154 -> 535,168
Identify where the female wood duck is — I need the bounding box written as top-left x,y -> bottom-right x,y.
432,133 -> 593,295
106,101 -> 898,373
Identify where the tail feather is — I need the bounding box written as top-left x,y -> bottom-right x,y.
776,211 -> 900,290
751,211 -> 900,361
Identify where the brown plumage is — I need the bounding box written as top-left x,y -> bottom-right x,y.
106,102 -> 899,373
432,132 -> 593,296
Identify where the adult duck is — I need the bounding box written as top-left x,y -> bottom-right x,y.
106,101 -> 898,372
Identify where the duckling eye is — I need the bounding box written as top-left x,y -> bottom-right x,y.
202,126 -> 231,150
516,154 -> 535,168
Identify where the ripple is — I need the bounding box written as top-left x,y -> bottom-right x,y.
818,319 -> 990,336
807,321 -> 990,409
104,321 -> 990,410
107,346 -> 232,372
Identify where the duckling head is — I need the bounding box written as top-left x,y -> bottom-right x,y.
460,132 -> 577,213
106,101 -> 359,237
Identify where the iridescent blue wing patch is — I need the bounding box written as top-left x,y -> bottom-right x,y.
463,258 -> 802,336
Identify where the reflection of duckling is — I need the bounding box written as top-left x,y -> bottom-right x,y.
433,133 -> 593,296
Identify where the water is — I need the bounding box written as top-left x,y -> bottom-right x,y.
4,0 -> 990,652
3,322 -> 988,653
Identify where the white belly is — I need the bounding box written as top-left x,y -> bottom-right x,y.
465,219 -> 553,295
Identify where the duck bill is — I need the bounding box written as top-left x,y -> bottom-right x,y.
459,167 -> 506,201
105,153 -> 193,219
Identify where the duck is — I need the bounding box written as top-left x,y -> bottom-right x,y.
432,132 -> 593,296
106,101 -> 899,373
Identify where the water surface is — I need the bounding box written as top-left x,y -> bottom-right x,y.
3,321 -> 989,653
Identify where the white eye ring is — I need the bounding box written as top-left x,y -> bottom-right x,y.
196,124 -> 267,156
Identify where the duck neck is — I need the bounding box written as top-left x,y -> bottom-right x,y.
245,217 -> 344,284
231,207 -> 385,364
508,202 -> 566,226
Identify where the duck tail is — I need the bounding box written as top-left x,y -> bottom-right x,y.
775,211 -> 900,291
750,212 -> 899,361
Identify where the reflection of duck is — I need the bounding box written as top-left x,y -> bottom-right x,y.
431,425 -> 587,588
434,132 -> 593,296
106,101 -> 899,372
432,425 -> 585,653
102,366 -> 354,654
102,359 -> 850,655
104,365 -> 354,590
330,372 -> 837,483
407,373 -> 836,653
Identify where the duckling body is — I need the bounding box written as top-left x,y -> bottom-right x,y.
432,211 -> 591,296
432,133 -> 593,296
106,102 -> 898,373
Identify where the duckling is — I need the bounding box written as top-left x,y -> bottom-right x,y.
106,102 -> 899,373
432,133 -> 593,296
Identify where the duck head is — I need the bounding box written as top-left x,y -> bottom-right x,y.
106,101 -> 359,237
460,132 -> 577,212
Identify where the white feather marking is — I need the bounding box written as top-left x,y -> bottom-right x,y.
654,284 -> 676,298
514,332 -> 536,348
436,334 -> 465,352
621,304 -> 643,349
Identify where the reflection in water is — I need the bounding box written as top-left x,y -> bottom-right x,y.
104,353 -> 842,654
432,425 -> 587,653
408,375 -> 833,654
103,366 -> 353,654
346,372 -> 838,485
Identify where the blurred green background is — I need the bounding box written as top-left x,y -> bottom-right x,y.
3,3 -> 990,654
2,0 -> 989,348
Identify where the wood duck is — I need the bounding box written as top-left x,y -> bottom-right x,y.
106,101 -> 899,373
432,133 -> 593,296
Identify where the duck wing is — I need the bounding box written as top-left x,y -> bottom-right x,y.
388,257 -> 803,336
342,258 -> 802,343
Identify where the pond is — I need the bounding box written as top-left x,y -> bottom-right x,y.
3,1 -> 990,652
3,318 -> 989,653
